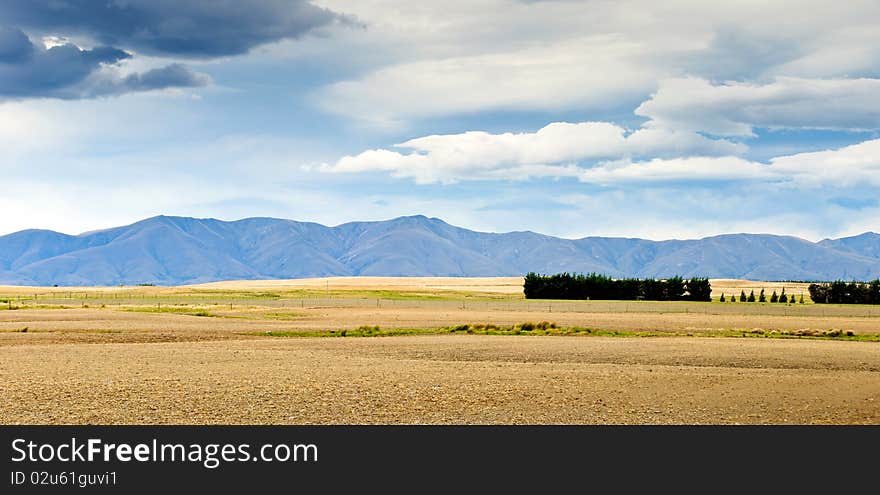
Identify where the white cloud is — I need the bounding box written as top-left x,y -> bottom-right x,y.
312,1 -> 880,123
324,121 -> 745,183
579,138 -> 880,187
770,138 -> 880,187
316,35 -> 657,125
636,77 -> 880,137
578,156 -> 774,185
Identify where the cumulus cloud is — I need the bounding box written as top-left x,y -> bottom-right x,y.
324,121 -> 746,183
0,27 -> 209,99
0,0 -> 341,58
770,138 -> 880,187
323,113 -> 880,190
636,77 -> 880,137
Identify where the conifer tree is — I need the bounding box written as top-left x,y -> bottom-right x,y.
770,290 -> 778,303
719,293 -> 725,302
799,293 -> 805,304
759,288 -> 766,303
740,290 -> 747,302
779,288 -> 788,303
748,290 -> 756,302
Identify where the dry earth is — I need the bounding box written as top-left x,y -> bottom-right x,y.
0,277 -> 878,424
1,336 -> 877,424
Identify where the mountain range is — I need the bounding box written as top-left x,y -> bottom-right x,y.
1,215 -> 879,286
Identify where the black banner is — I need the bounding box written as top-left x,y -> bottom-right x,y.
2,426 -> 877,492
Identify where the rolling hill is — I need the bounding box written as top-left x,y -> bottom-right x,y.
1,215 -> 878,285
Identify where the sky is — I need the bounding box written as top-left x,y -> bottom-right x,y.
1,0 -> 879,241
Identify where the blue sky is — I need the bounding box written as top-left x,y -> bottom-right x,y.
1,0 -> 879,240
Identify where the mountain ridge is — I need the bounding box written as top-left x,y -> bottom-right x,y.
1,215 -> 878,286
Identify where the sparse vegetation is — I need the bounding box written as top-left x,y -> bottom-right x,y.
122,306 -> 219,317
260,322 -> 880,342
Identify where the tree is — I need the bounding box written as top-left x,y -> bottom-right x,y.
770,290 -> 778,303
809,283 -> 828,304
740,290 -> 747,302
685,277 -> 712,301
779,287 -> 788,304
665,276 -> 686,301
719,293 -> 726,302
809,279 -> 880,304
759,288 -> 766,303
747,290 -> 756,302
799,293 -> 805,304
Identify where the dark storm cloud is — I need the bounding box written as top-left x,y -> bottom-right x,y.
0,27 -> 207,99
0,0 -> 341,58
0,1 -> 339,99
0,26 -> 34,63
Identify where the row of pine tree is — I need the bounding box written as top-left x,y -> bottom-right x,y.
718,288 -> 804,303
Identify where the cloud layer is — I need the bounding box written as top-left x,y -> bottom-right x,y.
0,0 -> 340,57
636,77 -> 880,137
0,0 -> 340,99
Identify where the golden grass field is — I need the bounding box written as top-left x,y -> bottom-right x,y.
1,277 -> 878,424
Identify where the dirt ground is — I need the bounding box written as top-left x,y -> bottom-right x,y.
0,277 -> 878,424
1,335 -> 877,424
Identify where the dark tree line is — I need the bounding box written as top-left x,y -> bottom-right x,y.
523,273 -> 712,301
808,280 -> 880,304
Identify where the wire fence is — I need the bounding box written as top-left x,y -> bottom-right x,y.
3,292 -> 880,318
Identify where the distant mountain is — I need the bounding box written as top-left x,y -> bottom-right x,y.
819,232 -> 880,260
1,215 -> 878,286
